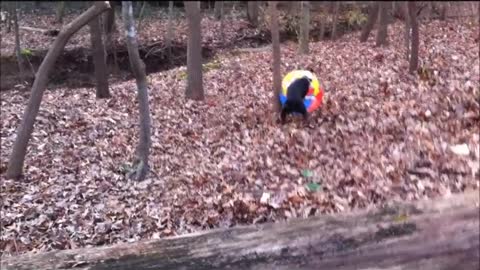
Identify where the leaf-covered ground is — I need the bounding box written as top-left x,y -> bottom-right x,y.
1,17 -> 479,256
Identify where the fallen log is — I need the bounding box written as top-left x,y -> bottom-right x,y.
2,191 -> 479,270
20,26 -> 60,36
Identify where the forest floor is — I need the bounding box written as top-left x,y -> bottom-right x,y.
0,11 -> 479,256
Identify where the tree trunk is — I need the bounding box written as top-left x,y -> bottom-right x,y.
13,2 -> 26,81
184,1 -> 204,100
103,7 -> 119,74
219,1 -> 225,45
6,2 -> 12,33
89,15 -> 110,99
247,1 -> 259,27
331,1 -> 340,40
359,2 -> 379,42
137,1 -> 147,32
375,1 -> 389,46
214,1 -> 223,20
2,191 -> 479,270
408,1 -> 419,74
269,1 -> 282,114
298,1 -> 310,54
166,1 -> 174,62
404,1 -> 411,60
56,1 -> 66,24
439,2 -> 447,21
5,2 -> 111,180
319,3 -> 325,41
122,1 -> 152,182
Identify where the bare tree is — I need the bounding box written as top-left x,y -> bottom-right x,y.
376,1 -> 390,46
408,1 -> 419,74
214,1 -> 223,20
298,1 -> 310,54
269,1 -> 281,113
360,2 -> 379,42
6,2 -> 12,33
247,1 -> 259,27
122,1 -> 152,181
137,1 -> 147,32
103,6 -> 119,74
331,1 -> 340,40
166,1 -> 174,62
13,2 -> 26,81
89,14 -> 110,98
6,2 -> 110,179
403,2 -> 411,60
439,2 -> 447,21
184,1 -> 204,100
56,1 -> 66,24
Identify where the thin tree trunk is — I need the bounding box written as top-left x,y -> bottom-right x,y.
359,2 -> 379,42
184,1 -> 204,100
214,1 -> 222,20
439,2 -> 447,21
247,1 -> 259,27
137,1 -> 147,32
122,1 -> 152,182
6,2 -> 111,180
269,1 -> 281,114
104,7 -> 119,74
219,1 -> 225,45
56,1 -> 66,23
404,1 -> 411,60
375,1 -> 389,46
298,1 -> 310,54
408,1 -> 419,74
331,1 -> 340,40
13,2 -> 26,81
6,3 -> 12,33
89,15 -> 110,98
319,3 -> 325,41
166,1 -> 174,63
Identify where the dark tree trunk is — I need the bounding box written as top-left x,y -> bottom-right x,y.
214,1 -> 223,20
376,1 -> 389,46
6,2 -> 12,33
56,1 -> 66,23
360,2 -> 379,42
122,1 -> 152,181
331,1 -> 340,40
6,2 -> 111,179
439,2 -> 447,21
404,1 -> 411,60
298,1 -> 310,54
247,1 -> 259,27
103,6 -> 119,74
89,15 -> 110,98
408,1 -> 419,74
184,1 -> 204,100
166,0 -> 174,62
270,1 -> 281,114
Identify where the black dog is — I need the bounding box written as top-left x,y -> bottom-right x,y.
281,76 -> 311,124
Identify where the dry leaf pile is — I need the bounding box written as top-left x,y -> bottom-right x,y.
1,17 -> 479,256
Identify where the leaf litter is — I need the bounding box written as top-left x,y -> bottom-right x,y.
1,16 -> 479,256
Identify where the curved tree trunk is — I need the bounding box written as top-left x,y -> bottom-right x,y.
298,1 -> 310,54
6,2 -> 111,179
122,1 -> 152,181
270,1 -> 281,114
359,2 -> 379,42
184,1 -> 204,100
376,1 -> 390,46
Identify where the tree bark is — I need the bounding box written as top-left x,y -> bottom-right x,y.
439,2 -> 447,21
5,2 -> 111,180
359,2 -> 379,42
13,1 -> 26,81
247,1 -> 259,27
298,1 -> 310,54
6,2 -> 12,33
2,191 -> 479,270
214,1 -> 223,20
408,1 -> 419,74
56,1 -> 66,24
122,1 -> 152,182
103,6 -> 119,74
89,14 -> 110,99
270,1 -> 282,114
184,1 -> 204,100
375,1 -> 390,46
331,1 -> 340,40
404,1 -> 411,60
166,1 -> 174,62
319,3 -> 325,41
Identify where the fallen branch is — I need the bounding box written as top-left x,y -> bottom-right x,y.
20,26 -> 60,36
2,191 -> 479,270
